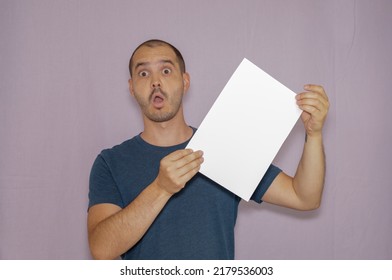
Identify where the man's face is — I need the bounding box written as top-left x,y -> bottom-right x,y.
129,45 -> 189,123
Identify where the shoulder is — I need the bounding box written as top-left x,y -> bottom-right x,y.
89,136 -> 142,174
99,136 -> 140,160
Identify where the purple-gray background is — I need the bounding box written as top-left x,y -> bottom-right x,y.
1,0 -> 391,259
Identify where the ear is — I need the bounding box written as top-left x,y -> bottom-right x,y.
182,72 -> 190,94
128,78 -> 135,97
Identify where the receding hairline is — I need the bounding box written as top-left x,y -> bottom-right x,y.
129,39 -> 186,77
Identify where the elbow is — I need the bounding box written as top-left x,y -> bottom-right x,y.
296,189 -> 323,211
89,243 -> 107,260
89,244 -> 117,260
307,202 -> 321,211
89,235 -> 118,260
90,249 -> 105,260
300,199 -> 321,211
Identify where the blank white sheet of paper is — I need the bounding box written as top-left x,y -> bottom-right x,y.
186,58 -> 302,201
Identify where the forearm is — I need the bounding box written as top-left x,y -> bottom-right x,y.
292,133 -> 325,209
89,180 -> 172,259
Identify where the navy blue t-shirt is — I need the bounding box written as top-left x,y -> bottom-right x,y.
88,129 -> 281,259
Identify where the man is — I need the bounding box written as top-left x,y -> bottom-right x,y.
88,39 -> 329,260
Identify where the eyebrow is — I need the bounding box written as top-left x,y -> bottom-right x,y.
134,59 -> 176,71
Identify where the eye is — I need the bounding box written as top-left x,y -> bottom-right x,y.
138,71 -> 149,77
162,68 -> 172,75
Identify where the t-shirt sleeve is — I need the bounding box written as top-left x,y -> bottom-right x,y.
250,164 -> 282,203
88,154 -> 124,210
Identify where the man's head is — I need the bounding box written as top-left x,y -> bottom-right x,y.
128,39 -> 190,123
129,39 -> 186,78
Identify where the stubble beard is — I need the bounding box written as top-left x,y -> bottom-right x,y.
135,88 -> 183,123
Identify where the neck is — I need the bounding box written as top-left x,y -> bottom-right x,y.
140,107 -> 193,147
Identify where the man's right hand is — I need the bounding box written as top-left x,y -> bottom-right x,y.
154,149 -> 204,195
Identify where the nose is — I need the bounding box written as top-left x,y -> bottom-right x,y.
151,74 -> 161,89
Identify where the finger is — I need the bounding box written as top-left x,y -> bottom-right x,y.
296,91 -> 327,101
298,100 -> 329,120
167,149 -> 194,161
178,160 -> 203,183
304,84 -> 324,93
178,155 -> 204,178
296,96 -> 325,111
175,150 -> 204,170
304,84 -> 328,100
167,153 -> 203,188
298,104 -> 321,116
296,92 -> 329,109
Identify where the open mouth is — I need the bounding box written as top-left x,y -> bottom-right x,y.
154,95 -> 164,103
151,90 -> 165,109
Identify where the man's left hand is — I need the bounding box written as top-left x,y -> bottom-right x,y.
296,84 -> 329,137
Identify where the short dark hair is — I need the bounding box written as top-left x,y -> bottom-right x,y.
129,39 -> 186,77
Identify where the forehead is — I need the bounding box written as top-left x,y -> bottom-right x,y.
132,45 -> 179,68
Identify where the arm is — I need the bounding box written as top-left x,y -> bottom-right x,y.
262,84 -> 329,210
87,149 -> 204,259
